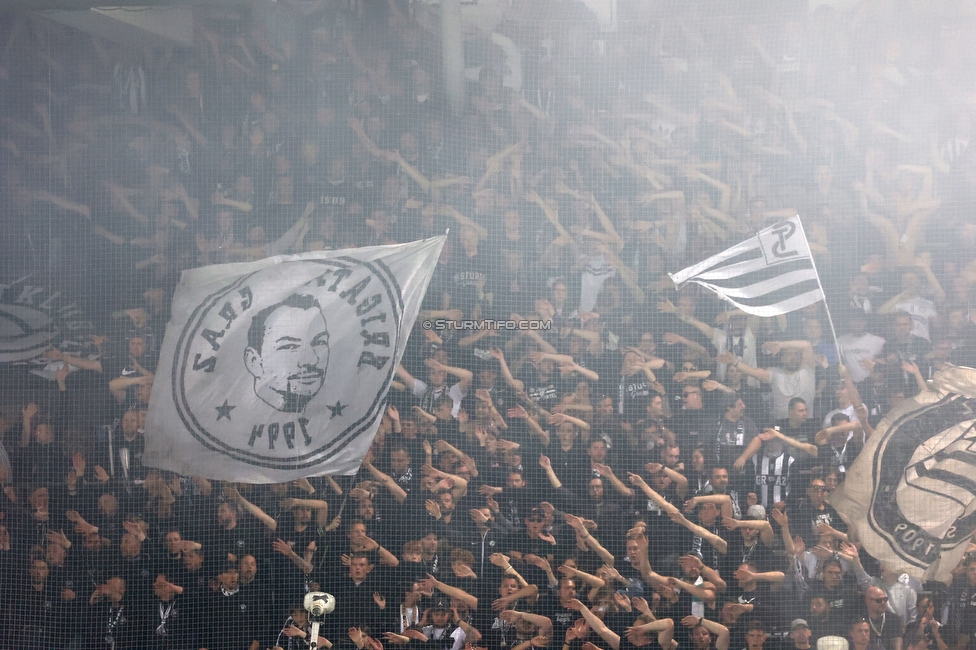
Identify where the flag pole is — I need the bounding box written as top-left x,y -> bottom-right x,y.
794,216 -> 842,373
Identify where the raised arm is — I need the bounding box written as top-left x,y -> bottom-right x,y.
428,574 -> 478,609
669,511 -> 727,555
272,538 -> 315,574
662,332 -> 710,358
628,473 -> 678,515
717,351 -> 771,384
762,339 -> 816,367
723,517 -> 775,546
108,375 -> 152,403
489,348 -> 524,392
684,494 -> 733,521
628,618 -> 675,650
701,617 -> 730,650
680,554 -> 727,593
550,413 -> 590,432
364,460 -> 408,503
225,486 -> 277,531
775,430 -> 818,458
571,599 -> 621,650
639,464 -> 686,502
557,563 -> 606,589
770,508 -> 796,557
658,299 -> 715,338
666,575 -> 716,603
43,348 -> 103,373
539,455 -> 562,489
566,514 -> 615,565
733,565 -> 784,589
513,406 -> 549,445
280,497 -> 330,528
593,463 -> 635,498
395,363 -> 417,387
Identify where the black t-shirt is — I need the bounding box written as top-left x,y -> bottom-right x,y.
208,520 -> 267,567
724,536 -> 776,576
533,590 -> 579,646
774,418 -> 818,446
548,445 -> 589,489
639,482 -> 684,565
270,520 -> 319,614
688,520 -> 729,574
812,580 -> 860,627
949,579 -> 976,641
727,582 -> 779,631
447,254 -> 491,315
619,372 -> 654,423
786,500 -> 847,547
508,533 -> 557,587
672,408 -> 710,456
865,612 -> 904,650
817,435 -> 864,478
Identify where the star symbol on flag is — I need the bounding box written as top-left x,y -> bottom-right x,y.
215,399 -> 236,421
327,401 -> 346,418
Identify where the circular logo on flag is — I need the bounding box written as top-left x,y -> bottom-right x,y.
171,257 -> 402,470
869,393 -> 976,567
0,282 -> 94,363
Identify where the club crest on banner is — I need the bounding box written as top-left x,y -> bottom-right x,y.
829,365 -> 976,583
0,280 -> 95,364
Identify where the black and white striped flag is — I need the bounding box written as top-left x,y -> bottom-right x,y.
669,216 -> 824,317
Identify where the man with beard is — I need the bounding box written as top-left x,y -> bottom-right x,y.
720,340 -> 818,421
880,312 -> 931,397
243,294 -> 330,413
860,587 -> 904,650
693,466 -> 743,519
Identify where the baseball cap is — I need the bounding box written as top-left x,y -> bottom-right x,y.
817,637 -> 849,650
431,599 -> 451,611
791,619 -> 810,631
746,505 -> 767,520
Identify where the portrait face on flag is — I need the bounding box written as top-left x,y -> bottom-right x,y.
143,238 -> 443,482
243,293 -> 331,413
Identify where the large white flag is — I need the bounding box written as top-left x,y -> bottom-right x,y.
828,366 -> 976,583
669,216 -> 824,317
143,237 -> 444,483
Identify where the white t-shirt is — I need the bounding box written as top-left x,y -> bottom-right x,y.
894,298 -> 938,341
837,333 -> 886,383
822,404 -> 858,428
579,255 -> 617,313
768,366 -> 816,420
422,625 -> 466,650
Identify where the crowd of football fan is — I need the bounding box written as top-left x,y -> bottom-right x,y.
1,1 -> 976,650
